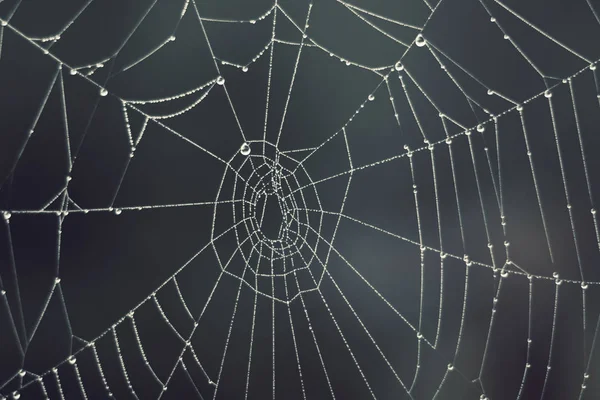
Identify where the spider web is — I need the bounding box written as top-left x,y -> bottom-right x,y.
0,0 -> 600,399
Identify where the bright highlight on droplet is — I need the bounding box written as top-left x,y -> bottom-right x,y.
240,143 -> 251,156
477,124 -> 485,133
216,76 -> 225,85
368,94 -> 375,101
394,61 -> 404,71
415,34 -> 426,47
100,88 -> 108,97
242,66 -> 249,72
544,89 -> 552,98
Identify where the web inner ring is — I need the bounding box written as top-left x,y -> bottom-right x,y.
212,140 -> 326,301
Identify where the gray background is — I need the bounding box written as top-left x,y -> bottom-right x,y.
1,0 -> 600,398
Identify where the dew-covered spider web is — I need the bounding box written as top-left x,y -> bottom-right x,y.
1,0 -> 600,398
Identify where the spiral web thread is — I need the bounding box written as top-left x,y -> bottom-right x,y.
0,0 -> 600,399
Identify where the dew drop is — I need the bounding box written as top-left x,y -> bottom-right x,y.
216,76 -> 225,85
169,35 -> 176,42
70,69 -> 77,76
591,64 -> 597,71
581,282 -> 588,290
447,364 -> 454,371
544,89 -> 552,98
477,124 -> 485,133
68,356 -> 76,365
487,89 -> 495,96
552,272 -> 559,279
0,20 -> 7,27
415,34 -> 426,47
12,392 -> 20,400
100,88 -> 108,97
368,94 -> 375,101
18,370 -> 26,377
242,66 -> 248,72
240,143 -> 251,156
394,61 -> 404,71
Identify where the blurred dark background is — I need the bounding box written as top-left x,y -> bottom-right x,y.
1,0 -> 600,398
